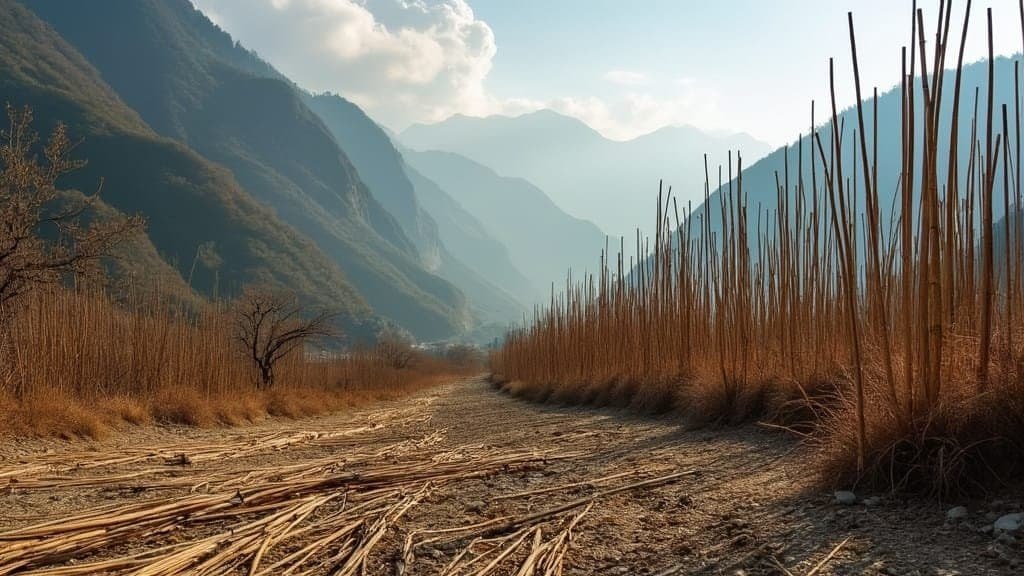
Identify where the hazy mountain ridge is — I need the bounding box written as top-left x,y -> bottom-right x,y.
402,162 -> 540,308
402,149 -> 607,296
304,92 -> 528,323
400,109 -> 773,239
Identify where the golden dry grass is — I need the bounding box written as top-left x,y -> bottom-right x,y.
0,288 -> 464,438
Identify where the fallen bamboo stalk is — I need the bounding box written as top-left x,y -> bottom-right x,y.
805,537 -> 851,576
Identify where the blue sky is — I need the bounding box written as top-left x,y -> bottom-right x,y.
194,0 -> 1021,146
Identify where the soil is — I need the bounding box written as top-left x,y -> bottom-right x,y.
0,376 -> 1020,575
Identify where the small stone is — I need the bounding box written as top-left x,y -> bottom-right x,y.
466,500 -> 486,513
979,524 -> 995,534
995,513 -> 1024,532
946,506 -> 969,521
863,496 -> 883,506
834,490 -> 857,505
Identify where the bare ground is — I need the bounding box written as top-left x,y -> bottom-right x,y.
0,376 -> 1020,575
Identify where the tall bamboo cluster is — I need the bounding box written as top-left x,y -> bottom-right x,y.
494,0 -> 1024,472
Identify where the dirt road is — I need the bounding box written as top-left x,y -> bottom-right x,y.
0,377 -> 1018,575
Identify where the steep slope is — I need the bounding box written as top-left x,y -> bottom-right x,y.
403,164 -> 540,307
0,0 -> 375,333
400,110 -> 772,238
403,150 -> 606,294
687,57 -> 1020,248
25,0 -> 470,339
306,92 -> 530,321
304,93 -> 438,267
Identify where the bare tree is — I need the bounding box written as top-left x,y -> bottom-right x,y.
375,329 -> 417,370
0,105 -> 142,316
233,287 -> 337,388
444,344 -> 483,370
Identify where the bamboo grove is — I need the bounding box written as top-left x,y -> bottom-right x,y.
493,0 -> 1024,493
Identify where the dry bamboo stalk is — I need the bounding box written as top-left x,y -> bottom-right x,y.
805,537 -> 851,576
467,527 -> 534,576
979,7 -> 997,389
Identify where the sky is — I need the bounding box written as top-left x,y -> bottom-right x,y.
191,0 -> 1022,147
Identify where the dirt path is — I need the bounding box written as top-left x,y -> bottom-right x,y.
0,377 -> 1018,575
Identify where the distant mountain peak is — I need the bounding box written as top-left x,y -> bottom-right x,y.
399,108 -> 773,237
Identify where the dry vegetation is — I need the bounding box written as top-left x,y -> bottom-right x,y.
0,107 -> 474,440
493,1 -> 1024,495
0,287 -> 467,439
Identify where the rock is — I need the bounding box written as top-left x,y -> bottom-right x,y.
466,500 -> 486,513
834,491 -> 857,505
946,506 -> 969,521
979,524 -> 995,535
863,496 -> 883,507
995,513 -> 1024,532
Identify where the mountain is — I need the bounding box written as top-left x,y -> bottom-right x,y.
304,92 -> 527,323
403,163 -> 540,307
686,56 -> 1022,253
23,0 -> 472,339
0,0 -> 378,336
402,149 -> 607,295
400,110 -> 772,239
304,93 -> 441,268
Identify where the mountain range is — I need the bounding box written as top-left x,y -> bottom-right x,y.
20,0 -> 476,340
1,0 -> 621,341
401,110 -> 773,240
402,149 -> 607,298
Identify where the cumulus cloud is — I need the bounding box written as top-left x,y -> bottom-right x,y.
191,0 -> 497,127
190,0 -> 724,141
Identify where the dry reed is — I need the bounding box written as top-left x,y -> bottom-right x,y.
0,288 -> 462,438
493,0 -> 1024,495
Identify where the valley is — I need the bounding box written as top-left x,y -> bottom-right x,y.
2,0 -> 1024,573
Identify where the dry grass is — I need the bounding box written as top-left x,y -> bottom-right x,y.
0,288 -> 465,438
493,2 -> 1024,495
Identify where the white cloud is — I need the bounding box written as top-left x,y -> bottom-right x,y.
191,0 -> 497,126
539,83 -> 724,141
603,69 -> 649,86
190,0 -> 724,142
